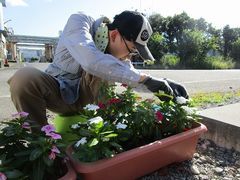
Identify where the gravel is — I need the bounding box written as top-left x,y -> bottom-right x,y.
141,139 -> 240,180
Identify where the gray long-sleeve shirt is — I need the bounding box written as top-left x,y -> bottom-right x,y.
45,12 -> 144,104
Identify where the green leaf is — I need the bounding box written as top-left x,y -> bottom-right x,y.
104,133 -> 118,138
15,150 -> 32,157
88,138 -> 99,147
43,154 -> 53,167
5,169 -> 24,179
32,159 -> 45,180
99,131 -> 114,135
29,148 -> 43,161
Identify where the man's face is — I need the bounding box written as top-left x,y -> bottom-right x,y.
108,30 -> 137,60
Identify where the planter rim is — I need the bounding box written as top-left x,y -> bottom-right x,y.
67,122 -> 207,172
58,160 -> 77,180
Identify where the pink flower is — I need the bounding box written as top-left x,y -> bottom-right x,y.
155,111 -> 164,122
49,151 -> 56,160
12,111 -> 29,118
0,172 -> 7,180
51,145 -> 60,154
48,145 -> 60,160
22,122 -> 31,130
46,132 -> 62,140
41,124 -> 55,134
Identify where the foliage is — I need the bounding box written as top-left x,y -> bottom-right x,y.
147,12 -> 240,69
230,38 -> 240,62
160,54 -> 180,68
70,84 -> 200,162
0,113 -> 67,180
204,56 -> 235,69
191,91 -> 240,108
148,32 -> 166,62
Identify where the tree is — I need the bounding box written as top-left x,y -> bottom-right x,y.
178,30 -> 208,68
148,32 -> 166,63
230,38 -> 240,63
222,25 -> 238,57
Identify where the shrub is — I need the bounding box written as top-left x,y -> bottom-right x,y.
160,54 -> 180,69
204,56 -> 235,69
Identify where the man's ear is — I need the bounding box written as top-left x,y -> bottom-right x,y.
109,29 -> 118,42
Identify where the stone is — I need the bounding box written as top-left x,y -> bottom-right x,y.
214,167 -> 224,174
190,165 -> 200,175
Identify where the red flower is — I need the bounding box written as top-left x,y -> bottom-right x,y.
155,111 -> 164,122
98,102 -> 106,109
121,83 -> 128,88
108,98 -> 121,104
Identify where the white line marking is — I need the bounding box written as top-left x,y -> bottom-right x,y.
184,78 -> 240,84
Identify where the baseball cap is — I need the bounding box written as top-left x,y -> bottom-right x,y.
109,11 -> 154,61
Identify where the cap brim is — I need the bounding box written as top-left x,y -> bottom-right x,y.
134,42 -> 155,61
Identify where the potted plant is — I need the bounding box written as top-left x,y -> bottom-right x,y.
65,84 -> 207,180
0,112 -> 76,180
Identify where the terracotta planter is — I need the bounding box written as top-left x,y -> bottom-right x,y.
58,160 -> 77,180
67,123 -> 207,180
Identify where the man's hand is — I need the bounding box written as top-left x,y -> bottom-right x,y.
164,78 -> 189,99
142,77 -> 174,97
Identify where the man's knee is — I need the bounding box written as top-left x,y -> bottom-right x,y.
8,67 -> 42,96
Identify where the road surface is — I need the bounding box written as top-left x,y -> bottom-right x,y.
1,62 -> 240,120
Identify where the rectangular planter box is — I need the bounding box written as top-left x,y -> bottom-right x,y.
67,123 -> 207,180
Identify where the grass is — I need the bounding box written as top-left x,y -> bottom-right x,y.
190,90 -> 240,109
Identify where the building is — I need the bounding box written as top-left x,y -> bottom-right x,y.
0,0 -> 6,67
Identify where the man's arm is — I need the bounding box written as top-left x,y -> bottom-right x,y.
61,12 -> 143,87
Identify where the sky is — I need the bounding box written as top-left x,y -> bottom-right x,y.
3,0 -> 240,37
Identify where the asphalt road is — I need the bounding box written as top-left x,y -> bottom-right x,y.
1,62 -> 240,120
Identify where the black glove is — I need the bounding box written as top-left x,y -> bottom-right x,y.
142,77 -> 174,100
164,78 -> 189,99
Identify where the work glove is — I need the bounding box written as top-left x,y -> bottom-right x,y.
142,77 -> 174,101
164,78 -> 189,99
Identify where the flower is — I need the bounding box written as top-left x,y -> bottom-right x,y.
22,122 -> 31,129
0,113 -> 66,179
46,132 -> 62,140
41,124 -> 55,134
121,83 -> 128,87
49,151 -> 56,160
98,102 -> 106,109
12,111 -> 29,118
75,137 -> 87,147
71,123 -> 80,129
108,98 -> 121,104
155,111 -> 164,122
182,106 -> 194,114
116,122 -> 127,129
0,172 -> 7,180
88,116 -> 103,124
70,84 -> 199,163
84,104 -> 100,111
51,145 -> 60,154
176,96 -> 188,104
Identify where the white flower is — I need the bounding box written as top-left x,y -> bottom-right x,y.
75,137 -> 87,147
84,104 -> 100,111
118,113 -> 123,117
176,96 -> 188,104
116,122 -> 127,129
71,123 -> 80,129
182,106 -> 194,114
88,116 -> 103,124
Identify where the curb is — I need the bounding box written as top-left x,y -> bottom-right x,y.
200,115 -> 240,152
